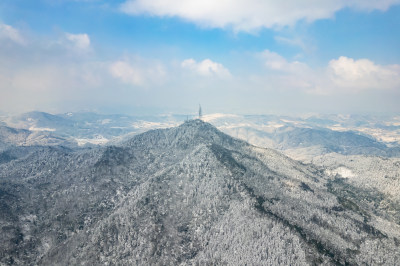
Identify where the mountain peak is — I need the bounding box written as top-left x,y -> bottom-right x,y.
179,118 -> 218,132
172,119 -> 244,148
125,119 -> 243,151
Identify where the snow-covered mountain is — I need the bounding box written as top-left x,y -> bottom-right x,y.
1,120 -> 399,265
1,111 -> 184,147
0,125 -> 74,152
203,114 -> 400,157
2,111 -> 400,159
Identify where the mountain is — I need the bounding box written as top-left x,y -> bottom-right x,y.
0,125 -> 74,152
2,111 -> 184,145
8,111 -> 74,130
3,111 -> 400,157
202,113 -> 400,158
1,120 -> 399,265
4,111 -> 132,139
220,124 -> 400,158
271,126 -> 400,156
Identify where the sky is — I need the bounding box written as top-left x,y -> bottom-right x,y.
0,0 -> 400,115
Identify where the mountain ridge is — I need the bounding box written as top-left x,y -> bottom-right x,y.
2,111 -> 400,158
1,119 -> 399,265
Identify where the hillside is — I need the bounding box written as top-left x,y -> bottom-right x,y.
0,120 -> 399,265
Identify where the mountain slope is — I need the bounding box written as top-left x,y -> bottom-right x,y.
1,120 -> 399,265
221,125 -> 400,158
0,125 -> 73,152
273,126 -> 400,156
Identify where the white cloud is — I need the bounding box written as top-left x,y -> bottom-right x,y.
0,24 -> 25,45
120,0 -> 400,32
327,56 -> 400,91
0,24 -> 174,113
109,59 -> 166,86
259,50 -> 316,90
261,50 -> 308,72
258,51 -> 400,94
181,58 -> 231,78
65,33 -> 91,50
1,19 -> 399,115
0,26 -> 111,112
109,61 -> 144,86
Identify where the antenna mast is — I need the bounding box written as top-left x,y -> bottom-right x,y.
198,104 -> 202,120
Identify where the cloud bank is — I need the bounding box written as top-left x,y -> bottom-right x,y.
260,50 -> 400,94
327,56 -> 400,91
120,0 -> 400,31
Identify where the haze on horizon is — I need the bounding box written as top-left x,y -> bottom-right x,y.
1,0 -> 400,115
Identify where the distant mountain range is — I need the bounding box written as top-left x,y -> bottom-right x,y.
1,120 -> 399,265
1,111 -> 399,158
248,126 -> 400,157
0,125 -> 74,152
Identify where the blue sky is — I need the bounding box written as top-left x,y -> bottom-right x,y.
1,0 -> 400,115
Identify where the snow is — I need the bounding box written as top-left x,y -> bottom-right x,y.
328,125 -> 348,132
101,119 -> 111,125
327,166 -> 356,178
202,113 -> 240,122
1,119 -> 400,265
75,135 -> 109,146
29,126 -> 56,132
131,120 -> 179,130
